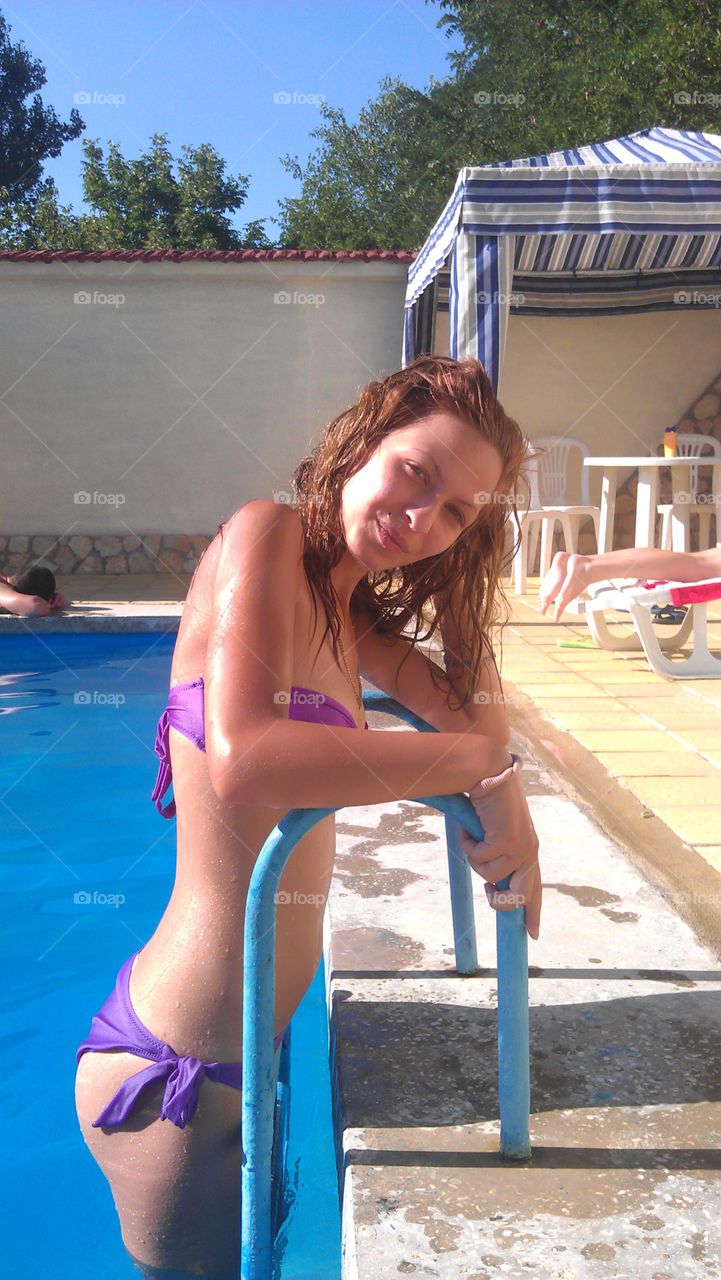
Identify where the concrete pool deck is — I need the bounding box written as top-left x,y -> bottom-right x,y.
329,715 -> 721,1279
3,572 -> 721,1276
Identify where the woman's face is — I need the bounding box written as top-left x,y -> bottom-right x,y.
339,411 -> 504,569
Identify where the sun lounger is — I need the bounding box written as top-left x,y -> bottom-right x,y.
580,577 -> 721,678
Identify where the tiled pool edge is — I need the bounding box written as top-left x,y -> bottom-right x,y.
0,607 -> 183,632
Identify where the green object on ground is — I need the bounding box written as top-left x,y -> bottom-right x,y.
557,638 -> 598,649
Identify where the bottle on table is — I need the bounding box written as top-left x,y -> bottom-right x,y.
663,425 -> 678,458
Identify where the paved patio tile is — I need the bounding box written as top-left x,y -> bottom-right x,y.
510,675 -> 570,688
548,716 -> 648,737
600,683 -> 687,697
628,708 -> 721,729
622,777 -> 721,809
547,711 -> 659,730
548,664 -> 650,676
503,578 -> 721,879
697,846 -> 721,873
532,696 -> 633,710
596,752 -> 720,778
682,682 -> 721,702
673,732 -> 721,750
573,730 -> 691,753
520,683 -> 609,698
584,677 -> 681,689
648,807 -> 721,845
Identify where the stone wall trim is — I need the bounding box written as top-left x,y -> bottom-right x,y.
0,534 -> 211,575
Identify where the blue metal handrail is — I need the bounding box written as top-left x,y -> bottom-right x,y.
240,692 -> 531,1280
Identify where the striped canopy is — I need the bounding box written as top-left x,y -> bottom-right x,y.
403,128 -> 721,391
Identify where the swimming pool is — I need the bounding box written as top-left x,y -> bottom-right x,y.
0,631 -> 341,1279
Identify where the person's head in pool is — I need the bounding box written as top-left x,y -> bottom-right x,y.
9,565 -> 58,600
0,564 -> 67,614
287,355 -> 526,700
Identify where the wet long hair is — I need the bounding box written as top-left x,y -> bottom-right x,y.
288,355 -> 527,712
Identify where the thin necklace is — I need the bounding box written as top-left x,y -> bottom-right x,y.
336,628 -> 363,712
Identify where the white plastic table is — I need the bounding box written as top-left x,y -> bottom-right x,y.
583,455 -> 721,553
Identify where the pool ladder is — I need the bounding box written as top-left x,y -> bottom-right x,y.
240,690 -> 531,1280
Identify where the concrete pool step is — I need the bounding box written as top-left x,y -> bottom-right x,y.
326,710 -> 721,1279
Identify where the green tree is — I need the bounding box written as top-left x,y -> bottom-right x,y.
0,9 -> 85,246
0,11 -> 84,201
75,133 -> 270,250
1,130 -> 273,251
437,0 -> 721,162
277,81 -> 462,251
0,176 -> 86,249
277,0 -> 721,250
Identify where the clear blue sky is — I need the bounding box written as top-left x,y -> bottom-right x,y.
4,0 -> 463,238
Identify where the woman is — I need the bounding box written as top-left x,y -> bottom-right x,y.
74,355 -> 542,1279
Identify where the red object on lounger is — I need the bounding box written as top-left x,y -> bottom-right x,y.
642,578 -> 721,606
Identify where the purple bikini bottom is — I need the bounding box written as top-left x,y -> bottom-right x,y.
76,949 -> 285,1131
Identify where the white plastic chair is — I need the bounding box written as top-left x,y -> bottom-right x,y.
511,436 -> 601,595
657,433 -> 721,551
581,577 -> 721,678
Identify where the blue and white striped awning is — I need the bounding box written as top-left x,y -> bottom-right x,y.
403,128 -> 721,390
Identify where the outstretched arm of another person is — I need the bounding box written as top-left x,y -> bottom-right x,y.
539,547 -> 721,621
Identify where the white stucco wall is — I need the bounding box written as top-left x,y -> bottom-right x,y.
0,259 -> 409,535
5,257 -> 719,537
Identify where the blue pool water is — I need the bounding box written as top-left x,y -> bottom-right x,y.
0,631 -> 341,1279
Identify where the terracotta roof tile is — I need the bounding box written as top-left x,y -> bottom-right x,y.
0,248 -> 416,264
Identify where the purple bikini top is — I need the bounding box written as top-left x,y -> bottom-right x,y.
151,676 -> 367,818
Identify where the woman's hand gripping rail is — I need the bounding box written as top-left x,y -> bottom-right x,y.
460,758 -> 542,941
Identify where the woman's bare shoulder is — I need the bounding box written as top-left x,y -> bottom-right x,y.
225,497 -> 302,532
184,499 -> 305,629
207,500 -> 307,618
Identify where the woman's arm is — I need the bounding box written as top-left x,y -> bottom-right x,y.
203,501 -> 513,811
540,547 -> 721,621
